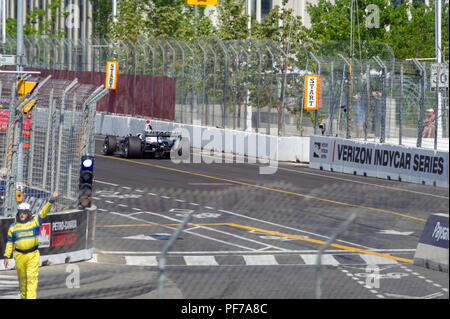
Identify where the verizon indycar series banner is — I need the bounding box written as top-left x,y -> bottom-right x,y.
310,136 -> 449,187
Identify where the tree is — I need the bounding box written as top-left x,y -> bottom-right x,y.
251,0 -> 317,134
6,0 -> 67,38
216,0 -> 249,40
387,1 -> 447,60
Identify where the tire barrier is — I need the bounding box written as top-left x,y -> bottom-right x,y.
0,206 -> 96,271
309,136 -> 449,187
414,213 -> 449,273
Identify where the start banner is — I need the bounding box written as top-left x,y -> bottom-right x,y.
310,136 -> 449,187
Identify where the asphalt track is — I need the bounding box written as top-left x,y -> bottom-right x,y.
1,136 -> 448,300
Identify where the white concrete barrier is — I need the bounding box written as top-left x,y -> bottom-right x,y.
95,114 -> 310,163
310,136 -> 449,187
414,213 -> 449,272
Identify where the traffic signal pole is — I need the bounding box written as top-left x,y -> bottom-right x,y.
16,0 -> 25,205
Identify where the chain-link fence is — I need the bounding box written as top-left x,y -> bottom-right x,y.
1,35 -> 448,151
0,71 -> 107,217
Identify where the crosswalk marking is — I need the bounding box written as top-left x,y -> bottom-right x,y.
0,275 -> 19,299
124,256 -> 158,266
243,255 -> 279,266
301,254 -> 340,265
92,253 -> 403,267
359,254 -> 398,265
184,256 -> 219,266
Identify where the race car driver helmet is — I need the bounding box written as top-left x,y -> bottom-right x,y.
144,120 -> 153,133
17,202 -> 33,222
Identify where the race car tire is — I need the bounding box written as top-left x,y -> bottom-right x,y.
124,136 -> 142,158
103,136 -> 117,155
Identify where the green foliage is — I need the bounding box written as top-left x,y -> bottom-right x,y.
307,0 -> 449,61
216,0 -> 249,40
7,0 -> 67,38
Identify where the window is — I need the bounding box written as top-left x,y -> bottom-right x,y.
261,0 -> 272,20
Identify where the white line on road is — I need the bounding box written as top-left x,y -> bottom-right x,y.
95,180 -> 119,187
243,255 -> 279,266
359,254 -> 398,265
183,256 -> 219,266
125,256 -> 158,266
143,211 -> 289,252
217,209 -> 378,251
108,212 -> 258,251
301,254 -> 340,265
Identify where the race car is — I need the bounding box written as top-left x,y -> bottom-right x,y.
102,120 -> 187,159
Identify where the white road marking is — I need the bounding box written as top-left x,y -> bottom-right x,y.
125,256 -> 158,266
192,147 -> 448,199
118,204 -> 128,208
160,196 -> 170,199
108,212 -> 258,251
94,249 -> 415,255
359,254 -> 398,265
218,209 -> 378,250
378,230 -> 414,236
243,255 -> 278,266
301,254 -> 340,265
95,180 -> 119,187
143,211 -> 289,252
184,256 -> 219,266
175,199 -> 186,203
123,234 -> 157,241
87,254 -> 98,263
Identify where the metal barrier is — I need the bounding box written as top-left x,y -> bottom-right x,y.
1,36 -> 448,151
0,73 -> 107,217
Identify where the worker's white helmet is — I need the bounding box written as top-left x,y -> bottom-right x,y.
18,203 -> 31,211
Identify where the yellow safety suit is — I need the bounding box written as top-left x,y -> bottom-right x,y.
3,200 -> 54,299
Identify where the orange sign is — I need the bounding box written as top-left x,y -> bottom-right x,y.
304,75 -> 320,110
105,61 -> 119,90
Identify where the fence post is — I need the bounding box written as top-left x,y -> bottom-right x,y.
434,63 -> 440,150
172,40 -> 186,124
411,58 -> 425,148
42,88 -> 54,189
204,41 -> 217,128
364,62 -> 370,141
399,64 -> 403,145
315,212 -> 357,299
373,56 -> 387,143
197,42 -> 208,127
67,92 -> 77,198
338,54 -> 351,138
157,212 -> 192,299
56,79 -> 78,198
215,37 -> 229,129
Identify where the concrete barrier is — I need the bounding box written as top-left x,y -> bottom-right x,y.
95,113 -> 310,163
414,213 -> 449,272
0,206 -> 96,271
310,136 -> 449,187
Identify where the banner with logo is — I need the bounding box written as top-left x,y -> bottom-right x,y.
0,208 -> 95,259
310,136 -> 449,187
